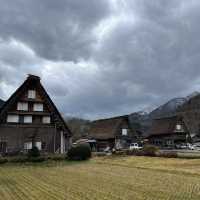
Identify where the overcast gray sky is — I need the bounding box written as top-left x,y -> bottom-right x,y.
0,0 -> 200,119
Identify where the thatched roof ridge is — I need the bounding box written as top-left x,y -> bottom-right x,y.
147,116 -> 187,137
0,74 -> 72,136
89,115 -> 129,140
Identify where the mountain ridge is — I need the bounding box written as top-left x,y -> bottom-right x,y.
129,92 -> 200,137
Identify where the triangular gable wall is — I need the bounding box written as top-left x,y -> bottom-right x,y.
0,75 -> 72,136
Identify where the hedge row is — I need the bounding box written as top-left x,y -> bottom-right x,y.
126,145 -> 200,159
0,144 -> 92,165
126,145 -> 159,157
0,156 -> 47,164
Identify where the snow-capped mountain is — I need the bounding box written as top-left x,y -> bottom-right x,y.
129,92 -> 200,137
148,97 -> 186,119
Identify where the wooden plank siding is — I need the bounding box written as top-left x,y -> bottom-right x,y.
0,75 -> 72,154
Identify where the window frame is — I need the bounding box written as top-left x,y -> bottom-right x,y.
42,116 -> 51,124
35,142 -> 42,150
7,114 -> 19,123
24,115 -> 32,123
28,90 -> 36,99
176,124 -> 182,131
122,128 -> 128,136
17,102 -> 28,111
33,103 -> 43,112
24,142 -> 32,151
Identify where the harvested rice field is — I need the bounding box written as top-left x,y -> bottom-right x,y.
0,156 -> 200,200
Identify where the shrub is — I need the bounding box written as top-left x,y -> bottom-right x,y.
126,149 -> 144,156
67,144 -> 91,161
48,155 -> 65,161
0,158 -> 8,164
142,145 -> 159,157
28,146 -> 40,158
9,156 -> 28,163
28,157 -> 46,162
9,156 -> 46,163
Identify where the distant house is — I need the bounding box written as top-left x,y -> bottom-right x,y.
147,116 -> 190,148
178,94 -> 200,143
88,115 -> 137,151
0,75 -> 72,154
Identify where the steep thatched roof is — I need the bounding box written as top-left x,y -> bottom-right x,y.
148,116 -> 187,137
89,115 -> 130,140
0,74 -> 72,136
177,93 -> 200,136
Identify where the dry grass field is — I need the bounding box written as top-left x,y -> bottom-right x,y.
0,156 -> 200,200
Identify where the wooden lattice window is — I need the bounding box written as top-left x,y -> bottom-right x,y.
28,90 -> 36,99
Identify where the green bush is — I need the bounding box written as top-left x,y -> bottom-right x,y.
9,156 -> 45,163
142,145 -> 159,157
48,155 -> 65,161
126,149 -> 144,156
0,158 -> 8,164
28,157 -> 46,162
67,144 -> 91,161
9,156 -> 28,163
28,146 -> 40,158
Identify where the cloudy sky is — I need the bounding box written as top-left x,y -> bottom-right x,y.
1,0 -> 200,119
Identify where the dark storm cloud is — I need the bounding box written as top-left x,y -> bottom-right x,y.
0,39 -> 44,100
0,0 -> 111,61
1,0 -> 200,119
91,0 -> 200,114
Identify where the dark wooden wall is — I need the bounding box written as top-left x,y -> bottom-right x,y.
0,125 -> 62,153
